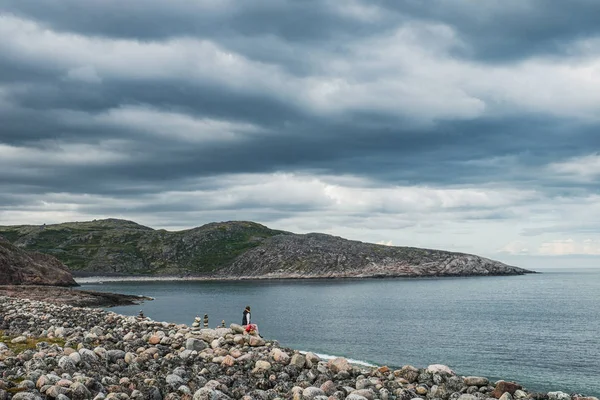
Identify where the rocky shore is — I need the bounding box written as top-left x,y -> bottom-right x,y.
0,297 -> 596,400
0,287 -> 151,308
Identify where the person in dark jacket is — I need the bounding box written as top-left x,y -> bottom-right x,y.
242,306 -> 251,326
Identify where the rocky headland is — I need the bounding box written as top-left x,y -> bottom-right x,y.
0,236 -> 76,287
0,219 -> 534,279
0,297 -> 596,400
0,235 -> 151,307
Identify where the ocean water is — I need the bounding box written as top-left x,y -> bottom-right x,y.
80,269 -> 600,396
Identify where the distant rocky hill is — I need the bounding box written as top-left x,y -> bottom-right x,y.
0,235 -> 77,286
0,219 -> 534,278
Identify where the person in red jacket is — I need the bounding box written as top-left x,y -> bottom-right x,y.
242,305 -> 260,336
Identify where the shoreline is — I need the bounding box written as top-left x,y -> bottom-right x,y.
0,285 -> 153,307
75,271 -> 538,284
1,296 -> 596,400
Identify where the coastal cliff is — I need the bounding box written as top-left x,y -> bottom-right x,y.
0,219 -> 533,278
0,235 -> 77,286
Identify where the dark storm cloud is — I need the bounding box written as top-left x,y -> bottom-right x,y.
0,0 -> 376,42
1,88 -> 596,199
3,0 -> 600,65
0,0 -> 599,221
380,0 -> 600,61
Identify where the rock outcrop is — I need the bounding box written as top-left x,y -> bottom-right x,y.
0,285 -> 151,307
0,219 -> 534,278
0,236 -> 77,286
219,233 -> 531,278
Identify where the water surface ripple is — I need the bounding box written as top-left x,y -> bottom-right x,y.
81,269 -> 600,396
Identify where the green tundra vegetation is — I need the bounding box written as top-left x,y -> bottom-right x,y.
0,219 -> 288,275
0,219 -> 531,277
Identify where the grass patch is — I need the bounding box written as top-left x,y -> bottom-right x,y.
0,330 -> 66,354
0,229 -> 21,243
7,387 -> 27,394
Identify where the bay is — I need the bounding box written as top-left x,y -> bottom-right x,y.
80,268 -> 600,396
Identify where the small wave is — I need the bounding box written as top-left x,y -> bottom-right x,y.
299,350 -> 376,367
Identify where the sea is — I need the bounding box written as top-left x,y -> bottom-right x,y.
79,268 -> 600,396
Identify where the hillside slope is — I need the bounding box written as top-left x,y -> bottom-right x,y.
0,236 -> 77,286
220,233 -> 530,278
0,219 -> 534,277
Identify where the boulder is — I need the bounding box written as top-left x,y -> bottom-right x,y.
106,350 -> 126,362
425,364 -> 454,375
249,336 -> 265,347
430,385 -> 447,399
346,395 -> 369,400
548,392 -> 571,400
193,388 -> 217,400
320,380 -> 336,396
254,360 -> 272,372
148,335 -> 161,345
124,352 -> 137,364
271,348 -> 290,364
71,382 -> 92,400
394,366 -> 419,383
11,336 -> 28,344
327,357 -> 352,373
514,390 -> 528,399
305,352 -> 321,366
214,328 -> 231,337
58,356 -> 76,372
377,366 -> 390,374
415,385 -> 428,395
302,387 -> 326,399
79,348 -> 98,363
352,389 -> 375,400
186,338 -> 207,351
166,375 -> 185,387
46,386 -> 70,398
491,381 -> 522,399
199,329 -> 217,343
221,355 -> 235,367
290,353 -> 306,369
12,393 -> 43,400
464,376 -> 489,387
68,351 -> 82,365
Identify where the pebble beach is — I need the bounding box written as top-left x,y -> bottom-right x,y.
0,296 -> 597,400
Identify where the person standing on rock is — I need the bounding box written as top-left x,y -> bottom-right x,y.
242,305 -> 260,336
242,305 -> 251,326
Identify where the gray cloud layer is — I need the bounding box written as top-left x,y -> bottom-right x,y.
1,0 -> 599,261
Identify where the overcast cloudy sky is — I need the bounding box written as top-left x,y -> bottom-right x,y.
1,1 -> 599,268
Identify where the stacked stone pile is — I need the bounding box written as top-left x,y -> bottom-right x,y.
0,296 -> 597,400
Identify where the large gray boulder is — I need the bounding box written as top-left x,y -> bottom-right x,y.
193,388 -> 217,400
186,338 -> 207,351
464,376 -> 489,387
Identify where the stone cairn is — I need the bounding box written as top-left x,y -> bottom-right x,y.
191,315 -> 202,331
203,313 -> 209,328
221,320 -> 226,328
137,310 -> 145,319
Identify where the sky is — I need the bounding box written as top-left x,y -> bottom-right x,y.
1,1 -> 599,269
